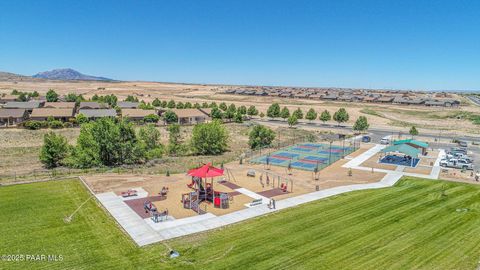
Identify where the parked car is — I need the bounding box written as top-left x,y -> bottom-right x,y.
362,136 -> 371,143
440,159 -> 474,170
380,137 -> 390,145
458,140 -> 468,147
450,147 -> 467,154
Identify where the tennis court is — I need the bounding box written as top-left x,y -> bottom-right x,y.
250,142 -> 356,171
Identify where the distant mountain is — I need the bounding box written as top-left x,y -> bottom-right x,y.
32,68 -> 113,81
0,71 -> 43,82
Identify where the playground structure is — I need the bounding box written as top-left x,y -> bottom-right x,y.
250,142 -> 357,172
181,163 -> 231,214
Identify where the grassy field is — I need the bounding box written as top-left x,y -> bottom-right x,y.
1,177 -> 480,269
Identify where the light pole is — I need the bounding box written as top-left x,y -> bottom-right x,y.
329,141 -> 333,165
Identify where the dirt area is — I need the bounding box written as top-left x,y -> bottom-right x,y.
403,166 -> 433,175
440,168 -> 480,184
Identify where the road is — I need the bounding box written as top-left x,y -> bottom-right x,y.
466,95 -> 480,106
252,118 -> 480,143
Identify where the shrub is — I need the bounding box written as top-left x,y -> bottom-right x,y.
24,120 -> 42,130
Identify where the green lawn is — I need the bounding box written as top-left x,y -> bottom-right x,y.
1,178 -> 480,269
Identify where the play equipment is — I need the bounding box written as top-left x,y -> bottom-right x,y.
213,192 -> 230,209
181,163 -> 227,214
121,189 -> 138,197
159,186 -> 169,198
144,200 -> 157,214
152,209 -> 169,223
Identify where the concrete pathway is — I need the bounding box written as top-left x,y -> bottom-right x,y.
96,192 -> 163,246
235,187 -> 269,204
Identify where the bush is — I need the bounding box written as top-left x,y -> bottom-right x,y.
24,120 -> 42,130
48,120 -> 64,129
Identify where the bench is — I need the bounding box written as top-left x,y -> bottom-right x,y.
249,198 -> 263,207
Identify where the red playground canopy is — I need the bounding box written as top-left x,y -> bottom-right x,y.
187,163 -> 224,178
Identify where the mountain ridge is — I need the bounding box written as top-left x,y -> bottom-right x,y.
32,68 -> 114,81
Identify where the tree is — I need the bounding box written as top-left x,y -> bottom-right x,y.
209,102 -> 217,108
143,114 -> 160,123
333,108 -> 349,125
202,102 -> 210,108
167,124 -> 183,155
167,100 -> 176,109
126,95 -> 139,102
40,132 -> 69,168
267,103 -> 281,118
259,112 -> 265,118
138,101 -> 154,110
190,120 -> 229,155
176,102 -> 185,109
46,89 -> 59,102
237,105 -> 247,115
69,118 -> 144,168
138,124 -> 161,149
30,91 -> 40,98
219,102 -> 228,111
293,108 -> 303,119
247,105 -> 258,116
248,125 -> 275,149
409,126 -> 419,137
18,92 -> 28,101
224,105 -> 236,121
280,107 -> 290,120
234,112 -> 243,123
319,110 -> 331,124
305,108 -> 317,122
76,113 -> 88,125
288,115 -> 298,127
152,98 -> 161,107
161,100 -> 167,108
163,110 -> 178,124
211,107 -> 223,120
184,102 -> 192,108
194,102 -> 201,109
353,116 -> 369,132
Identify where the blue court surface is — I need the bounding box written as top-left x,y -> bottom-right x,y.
291,161 -> 317,169
379,155 -> 420,167
250,142 -> 356,171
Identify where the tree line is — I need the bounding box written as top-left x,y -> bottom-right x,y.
40,118 -> 231,169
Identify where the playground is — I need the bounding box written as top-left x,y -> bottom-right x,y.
250,142 -> 356,171
81,142 -> 381,224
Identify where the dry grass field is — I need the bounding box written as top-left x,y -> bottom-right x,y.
1,79 -> 479,135
0,122 -> 315,182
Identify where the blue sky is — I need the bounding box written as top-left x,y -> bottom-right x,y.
0,0 -> 479,90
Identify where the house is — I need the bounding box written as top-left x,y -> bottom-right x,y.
117,101 -> 139,109
363,96 -> 377,103
43,102 -> 76,109
79,102 -> 107,110
121,109 -> 155,121
78,109 -> 117,120
444,99 -> 460,107
3,101 -> 44,113
0,94 -> 19,104
30,108 -> 75,122
170,109 -> 211,125
377,96 -> 394,103
424,100 -> 445,107
199,108 -> 212,116
338,95 -> 353,102
293,93 -> 310,99
0,108 -> 28,126
322,94 -> 338,100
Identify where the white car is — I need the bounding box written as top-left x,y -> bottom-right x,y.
440,159 -> 474,170
380,138 -> 390,145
